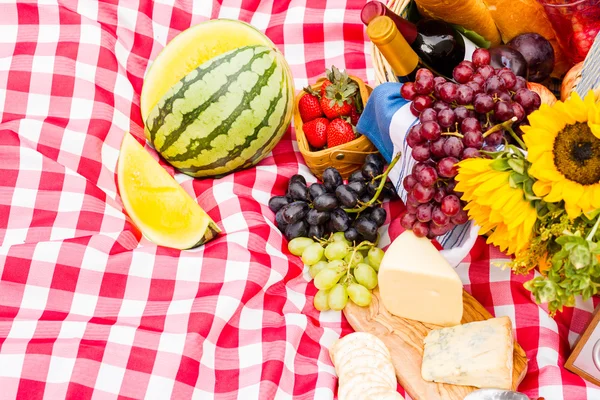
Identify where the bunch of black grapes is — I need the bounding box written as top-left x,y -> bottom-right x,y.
269,154 -> 398,243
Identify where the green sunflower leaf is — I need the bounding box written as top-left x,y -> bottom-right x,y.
490,158 -> 511,172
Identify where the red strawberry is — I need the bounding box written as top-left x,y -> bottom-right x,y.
327,118 -> 356,148
320,67 -> 358,119
320,95 -> 353,120
302,117 -> 329,149
298,87 -> 324,123
320,79 -> 332,97
350,106 -> 361,126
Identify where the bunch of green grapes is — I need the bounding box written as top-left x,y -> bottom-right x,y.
288,232 -> 385,312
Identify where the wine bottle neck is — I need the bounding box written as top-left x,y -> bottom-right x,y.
361,1 -> 418,44
367,16 -> 419,81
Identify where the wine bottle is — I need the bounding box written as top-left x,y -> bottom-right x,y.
366,16 -> 421,83
361,1 -> 477,78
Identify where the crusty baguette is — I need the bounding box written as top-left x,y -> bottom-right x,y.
415,0 -> 502,46
481,0 -> 570,76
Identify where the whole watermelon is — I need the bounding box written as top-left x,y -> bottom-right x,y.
145,44 -> 294,178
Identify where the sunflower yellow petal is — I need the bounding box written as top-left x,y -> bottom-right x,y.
533,180 -> 552,196
526,146 -> 551,164
552,102 -> 577,125
522,127 -> 555,148
564,181 -> 584,206
593,186 -> 600,209
527,107 -> 565,134
490,189 -> 515,210
565,201 -> 582,219
532,160 -> 563,182
562,92 -> 588,122
472,174 -> 508,196
544,180 -> 566,203
576,190 -> 592,213
589,122 -> 600,140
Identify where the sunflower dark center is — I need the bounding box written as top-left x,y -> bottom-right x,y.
553,122 -> 600,185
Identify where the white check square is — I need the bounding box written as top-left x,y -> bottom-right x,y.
47,356 -> 76,383
20,285 -> 50,311
70,292 -> 98,317
129,251 -> 155,279
157,332 -> 186,355
145,375 -> 175,400
108,324 -> 137,346
0,354 -> 24,378
118,299 -> 146,318
60,128 -> 87,156
37,25 -> 60,43
7,320 -> 37,339
95,363 -> 126,395
26,93 -> 51,117
58,321 -> 87,340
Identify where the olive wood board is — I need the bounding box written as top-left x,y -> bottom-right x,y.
343,288 -> 528,400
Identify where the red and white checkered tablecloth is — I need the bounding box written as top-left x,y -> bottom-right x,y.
0,1 -> 599,399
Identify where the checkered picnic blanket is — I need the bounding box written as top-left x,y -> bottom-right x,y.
1,1 -> 599,399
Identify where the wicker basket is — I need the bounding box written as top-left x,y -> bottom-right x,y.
294,76 -> 378,180
372,0 -> 412,85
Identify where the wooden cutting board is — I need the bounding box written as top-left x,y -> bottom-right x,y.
343,288 -> 528,400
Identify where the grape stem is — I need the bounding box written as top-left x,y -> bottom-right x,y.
506,126 -> 527,150
343,152 -> 402,214
441,131 -> 464,138
482,117 -> 518,138
345,241 -> 376,280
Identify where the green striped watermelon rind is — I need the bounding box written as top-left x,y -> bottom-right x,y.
145,44 -> 294,178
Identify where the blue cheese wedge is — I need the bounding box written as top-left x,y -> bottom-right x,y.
421,316 -> 514,390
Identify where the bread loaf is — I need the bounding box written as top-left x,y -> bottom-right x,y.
415,0 -> 501,46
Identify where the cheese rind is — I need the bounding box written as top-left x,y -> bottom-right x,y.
378,231 -> 463,326
421,316 -> 514,390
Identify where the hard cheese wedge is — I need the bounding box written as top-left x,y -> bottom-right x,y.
377,230 -> 463,326
421,317 -> 514,390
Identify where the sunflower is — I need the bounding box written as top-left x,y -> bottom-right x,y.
522,91 -> 600,218
455,158 -> 538,255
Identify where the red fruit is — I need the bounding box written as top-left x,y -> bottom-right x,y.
321,66 -> 358,119
350,106 -> 361,126
571,12 -> 600,59
320,79 -> 332,97
326,118 -> 356,148
298,89 -> 324,123
302,117 -> 329,149
321,97 -> 353,119
401,82 -> 417,100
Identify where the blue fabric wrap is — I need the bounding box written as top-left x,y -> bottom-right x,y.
356,82 -> 410,163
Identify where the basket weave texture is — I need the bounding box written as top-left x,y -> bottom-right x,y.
294,76 -> 377,180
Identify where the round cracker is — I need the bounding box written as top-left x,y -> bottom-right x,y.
348,385 -> 395,400
338,375 -> 390,400
336,354 -> 396,384
334,343 -> 391,372
339,366 -> 396,389
332,333 -> 390,366
334,333 -> 389,355
373,391 -> 404,400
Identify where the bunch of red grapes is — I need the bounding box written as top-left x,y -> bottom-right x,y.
399,48 -> 541,239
